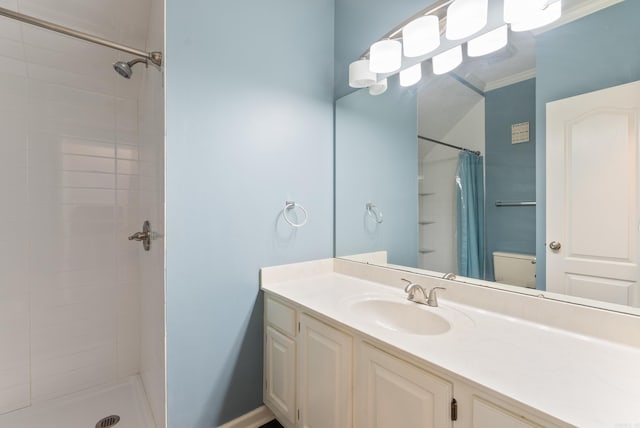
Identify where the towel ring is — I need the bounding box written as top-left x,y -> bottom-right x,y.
366,203 -> 383,224
283,201 -> 308,228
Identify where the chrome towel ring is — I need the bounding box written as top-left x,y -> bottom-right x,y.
366,203 -> 383,224
283,201 -> 308,228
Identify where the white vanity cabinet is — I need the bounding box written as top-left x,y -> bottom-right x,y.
264,293 -> 567,428
264,296 -> 353,428
298,314 -> 352,428
354,342 -> 453,428
264,296 -> 297,427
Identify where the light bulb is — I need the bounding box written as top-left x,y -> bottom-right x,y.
369,39 -> 402,74
432,45 -> 462,75
446,0 -> 488,40
369,78 -> 388,96
402,15 -> 440,58
467,25 -> 508,57
348,59 -> 376,88
399,64 -> 422,87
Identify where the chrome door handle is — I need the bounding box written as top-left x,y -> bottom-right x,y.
129,220 -> 152,251
549,241 -> 561,251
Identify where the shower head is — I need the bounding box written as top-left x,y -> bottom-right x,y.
113,57 -> 148,79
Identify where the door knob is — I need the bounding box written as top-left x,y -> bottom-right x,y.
549,241 -> 561,251
128,220 -> 152,251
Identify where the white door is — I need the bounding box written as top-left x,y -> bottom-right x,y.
298,314 -> 352,428
546,80 -> 640,306
354,342 -> 453,428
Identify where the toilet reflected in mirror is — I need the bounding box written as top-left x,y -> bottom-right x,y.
492,252 -> 536,289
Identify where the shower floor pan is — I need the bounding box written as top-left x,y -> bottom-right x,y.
0,375 -> 156,428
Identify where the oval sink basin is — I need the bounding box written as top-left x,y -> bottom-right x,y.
350,299 -> 451,335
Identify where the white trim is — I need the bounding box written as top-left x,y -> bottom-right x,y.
218,405 -> 275,428
484,68 -> 536,92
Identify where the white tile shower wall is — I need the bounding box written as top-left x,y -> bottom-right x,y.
0,46 -> 30,413
0,0 -> 153,413
138,0 -> 165,426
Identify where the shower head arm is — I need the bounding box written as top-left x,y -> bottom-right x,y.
128,57 -> 149,68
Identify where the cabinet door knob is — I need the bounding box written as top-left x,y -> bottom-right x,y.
549,241 -> 561,251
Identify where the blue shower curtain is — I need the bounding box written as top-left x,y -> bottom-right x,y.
456,152 -> 484,279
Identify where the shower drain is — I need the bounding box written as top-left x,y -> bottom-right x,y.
95,415 -> 120,428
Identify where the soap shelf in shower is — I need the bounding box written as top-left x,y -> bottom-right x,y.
419,249 -> 436,254
419,220 -> 436,225
419,192 -> 436,196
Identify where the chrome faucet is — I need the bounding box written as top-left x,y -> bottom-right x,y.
401,279 -> 446,307
442,272 -> 456,280
426,287 -> 446,307
401,279 -> 427,304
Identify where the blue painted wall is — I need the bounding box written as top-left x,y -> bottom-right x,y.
335,80 -> 418,267
535,0 -> 640,290
165,0 -> 334,425
485,79 -> 536,281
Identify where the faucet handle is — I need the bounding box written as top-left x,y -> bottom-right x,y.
400,278 -> 415,293
427,287 -> 446,307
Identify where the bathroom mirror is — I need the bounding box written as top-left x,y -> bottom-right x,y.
335,0 -> 640,314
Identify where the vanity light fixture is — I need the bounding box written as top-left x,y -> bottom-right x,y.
349,59 -> 377,88
399,64 -> 422,87
402,15 -> 440,58
432,45 -> 463,75
351,0 -> 564,95
369,78 -> 388,96
467,24 -> 508,57
369,39 -> 402,74
446,0 -> 488,40
505,0 -> 562,32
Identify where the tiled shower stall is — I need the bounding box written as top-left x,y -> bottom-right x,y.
0,0 -> 164,426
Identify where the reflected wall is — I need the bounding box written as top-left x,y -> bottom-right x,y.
335,82 -> 418,267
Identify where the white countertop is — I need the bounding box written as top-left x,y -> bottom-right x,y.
262,271 -> 640,428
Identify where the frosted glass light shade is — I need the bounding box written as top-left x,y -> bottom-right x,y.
402,16 -> 440,58
446,0 -> 488,40
511,1 -> 562,32
369,78 -> 388,96
349,59 -> 376,88
504,0 -> 549,22
399,64 -> 422,87
468,25 -> 508,57
432,45 -> 462,75
503,0 -> 526,23
369,39 -> 402,73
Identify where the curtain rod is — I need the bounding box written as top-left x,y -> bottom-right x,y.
0,6 -> 162,66
418,135 -> 481,156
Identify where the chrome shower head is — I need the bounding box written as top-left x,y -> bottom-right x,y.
113,58 -> 148,79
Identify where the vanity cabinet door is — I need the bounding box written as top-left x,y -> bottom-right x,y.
355,342 -> 453,428
265,326 -> 296,426
298,314 -> 352,428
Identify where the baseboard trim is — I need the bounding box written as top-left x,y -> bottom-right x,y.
218,405 -> 275,428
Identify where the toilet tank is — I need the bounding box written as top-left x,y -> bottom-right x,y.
492,251 -> 536,289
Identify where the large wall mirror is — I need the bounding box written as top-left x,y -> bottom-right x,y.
335,0 -> 640,315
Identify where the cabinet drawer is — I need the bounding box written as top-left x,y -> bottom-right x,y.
265,295 -> 297,337
472,397 -> 544,428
